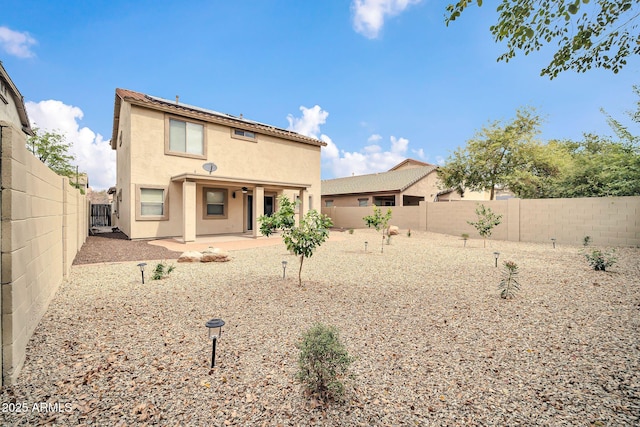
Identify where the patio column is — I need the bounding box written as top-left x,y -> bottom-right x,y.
252,186 -> 264,238
183,181 -> 196,242
298,188 -> 308,223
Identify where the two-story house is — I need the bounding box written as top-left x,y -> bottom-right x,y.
110,89 -> 324,241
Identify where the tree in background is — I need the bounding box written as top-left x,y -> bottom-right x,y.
468,204 -> 503,248
27,127 -> 76,177
437,108 -> 552,200
446,0 -> 640,78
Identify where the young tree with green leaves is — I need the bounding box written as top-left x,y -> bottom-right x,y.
468,204 -> 502,248
446,0 -> 640,79
363,206 -> 393,253
259,195 -> 333,286
27,127 -> 77,178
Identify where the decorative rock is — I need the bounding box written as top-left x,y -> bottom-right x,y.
177,251 -> 203,263
201,247 -> 230,263
388,225 -> 400,236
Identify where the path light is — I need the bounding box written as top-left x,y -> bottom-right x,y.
551,238 -> 557,249
364,241 -> 368,252
206,318 -> 225,368
137,262 -> 147,284
282,260 -> 288,279
493,252 -> 500,267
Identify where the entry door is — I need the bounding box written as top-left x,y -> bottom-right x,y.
245,195 -> 275,231
264,196 -> 274,216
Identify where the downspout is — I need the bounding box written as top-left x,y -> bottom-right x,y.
0,125 -> 4,386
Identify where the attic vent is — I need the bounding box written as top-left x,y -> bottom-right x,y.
175,95 -> 179,104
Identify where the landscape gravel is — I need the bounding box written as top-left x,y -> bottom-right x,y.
1,230 -> 639,426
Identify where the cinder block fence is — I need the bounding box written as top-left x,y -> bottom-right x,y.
322,196 -> 640,247
1,122 -> 87,385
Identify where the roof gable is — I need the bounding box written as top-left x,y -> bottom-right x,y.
321,165 -> 438,196
111,88 -> 324,149
0,61 -> 33,136
388,158 -> 433,171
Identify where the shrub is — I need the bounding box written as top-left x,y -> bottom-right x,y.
499,261 -> 520,299
296,324 -> 354,402
584,248 -> 617,271
151,261 -> 175,280
583,235 -> 592,246
407,228 -> 412,237
348,228 -> 354,235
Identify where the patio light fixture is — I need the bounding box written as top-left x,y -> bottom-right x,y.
205,318 -> 225,368
137,262 -> 147,284
232,187 -> 249,198
551,238 -> 557,249
282,260 -> 288,279
493,252 -> 500,267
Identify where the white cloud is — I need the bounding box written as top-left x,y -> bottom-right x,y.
368,133 -> 382,142
411,148 -> 426,159
286,104 -> 435,178
0,26 -> 37,58
351,0 -> 422,39
26,100 -> 116,191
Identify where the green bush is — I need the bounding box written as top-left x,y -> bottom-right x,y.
584,248 -> 617,271
499,261 -> 520,299
151,261 -> 175,280
296,324 -> 354,401
583,235 -> 592,246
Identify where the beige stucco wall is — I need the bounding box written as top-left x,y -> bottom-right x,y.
114,104 -> 322,239
0,123 -> 87,384
323,197 -> 640,246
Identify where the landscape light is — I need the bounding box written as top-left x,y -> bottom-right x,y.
364,241 -> 368,252
282,260 -> 288,279
551,238 -> 557,249
205,318 -> 225,368
137,262 -> 147,284
493,252 -> 500,267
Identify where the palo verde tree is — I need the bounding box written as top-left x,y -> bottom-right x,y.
363,205 -> 392,253
446,0 -> 640,79
259,195 -> 333,286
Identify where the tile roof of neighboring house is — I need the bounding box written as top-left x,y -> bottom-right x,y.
321,164 -> 438,196
0,61 -> 33,136
111,88 -> 325,149
388,158 -> 432,170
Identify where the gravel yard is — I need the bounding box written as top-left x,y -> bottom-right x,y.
2,230 -> 639,426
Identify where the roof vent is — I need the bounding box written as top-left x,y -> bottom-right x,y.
175,95 -> 179,104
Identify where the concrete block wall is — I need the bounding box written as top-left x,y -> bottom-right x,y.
324,197 -> 640,247
1,122 -> 87,385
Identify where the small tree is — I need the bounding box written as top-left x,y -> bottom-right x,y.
259,195 -> 333,286
259,195 -> 297,237
467,204 -> 502,248
499,261 -> 520,299
296,323 -> 354,402
363,206 -> 392,253
284,210 -> 333,286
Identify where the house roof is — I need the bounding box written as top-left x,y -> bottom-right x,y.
388,158 -> 432,171
111,88 -> 325,149
321,164 -> 438,196
0,61 -> 33,136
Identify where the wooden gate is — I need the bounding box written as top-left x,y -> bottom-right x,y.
90,204 -> 112,227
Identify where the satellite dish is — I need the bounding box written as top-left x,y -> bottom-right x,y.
202,162 -> 217,175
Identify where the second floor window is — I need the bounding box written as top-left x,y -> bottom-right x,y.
169,119 -> 204,155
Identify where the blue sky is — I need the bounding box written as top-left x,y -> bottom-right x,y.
2,0 -> 638,190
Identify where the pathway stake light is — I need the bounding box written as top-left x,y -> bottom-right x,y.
137,262 -> 147,284
364,241 -> 368,252
493,252 -> 500,267
206,318 -> 225,368
282,260 -> 288,279
551,238 -> 557,249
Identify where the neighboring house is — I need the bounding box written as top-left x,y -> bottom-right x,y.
321,159 -> 440,207
435,186 -> 514,202
110,88 -> 324,241
0,62 -> 33,137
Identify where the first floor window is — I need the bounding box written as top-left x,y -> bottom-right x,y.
141,188 -> 165,216
204,188 -> 227,218
325,199 -> 334,207
358,198 -> 368,207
